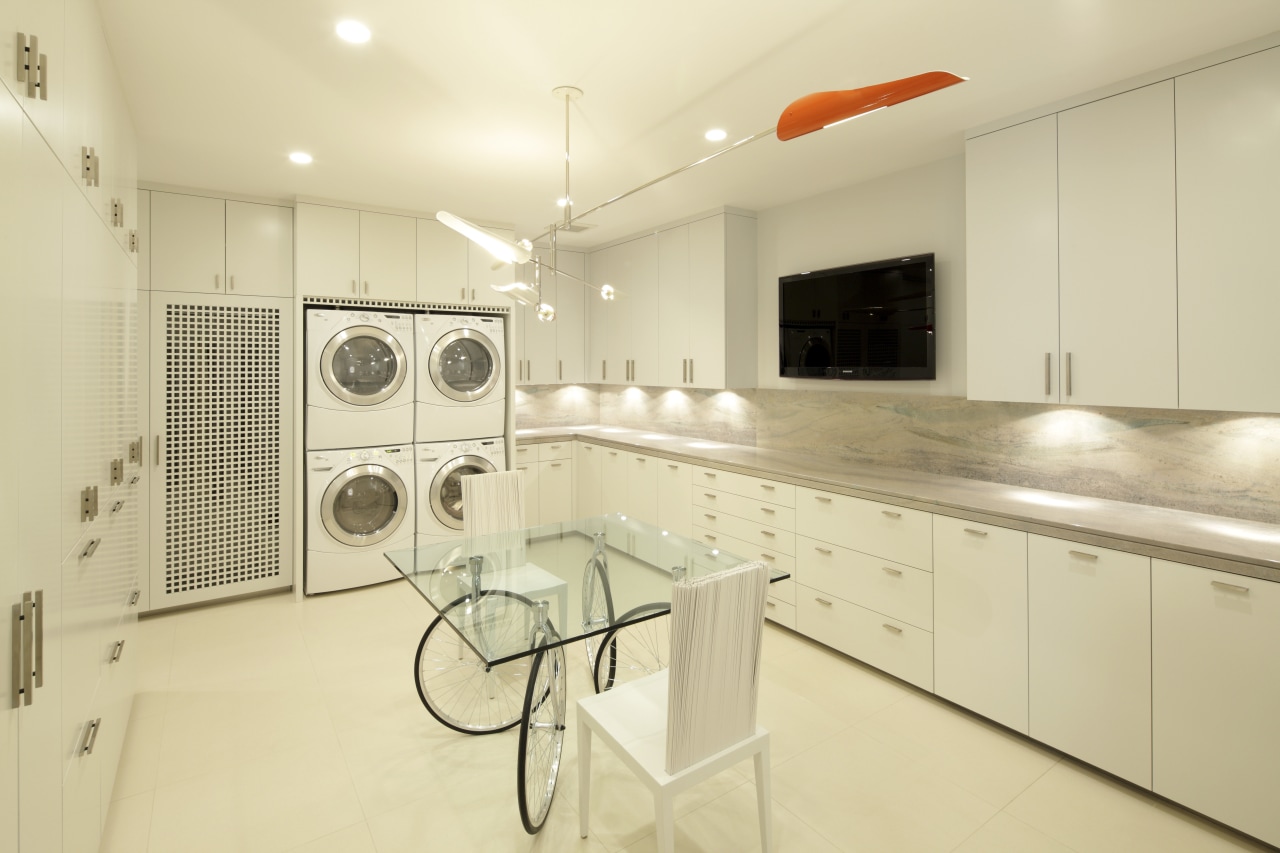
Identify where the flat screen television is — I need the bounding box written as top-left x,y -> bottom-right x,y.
779,253 -> 935,380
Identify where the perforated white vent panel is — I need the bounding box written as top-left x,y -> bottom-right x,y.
150,294 -> 294,607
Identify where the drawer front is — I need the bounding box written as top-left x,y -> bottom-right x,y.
765,598 -> 796,630
797,536 -> 933,630
693,488 -> 797,530
693,466 -> 795,507
797,487 -> 933,570
768,577 -> 796,605
694,509 -> 795,556
691,526 -> 796,577
540,441 -> 573,461
796,586 -> 934,691
514,443 -> 539,463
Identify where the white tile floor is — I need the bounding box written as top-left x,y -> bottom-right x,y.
102,582 -> 1270,853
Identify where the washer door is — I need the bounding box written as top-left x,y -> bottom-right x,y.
430,454 -> 498,530
429,328 -> 501,402
321,325 -> 408,406
321,464 -> 408,547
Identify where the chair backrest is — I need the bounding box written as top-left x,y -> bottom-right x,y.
664,561 -> 770,774
460,469 -> 526,535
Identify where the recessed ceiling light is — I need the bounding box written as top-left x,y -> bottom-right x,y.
336,19 -> 371,43
288,151 -> 313,165
704,128 -> 727,142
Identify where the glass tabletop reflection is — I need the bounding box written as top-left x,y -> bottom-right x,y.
385,513 -> 789,667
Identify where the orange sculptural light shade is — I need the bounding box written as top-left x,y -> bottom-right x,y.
776,71 -> 967,141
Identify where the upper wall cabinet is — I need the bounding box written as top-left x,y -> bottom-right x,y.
150,192 -> 293,297
513,249 -> 586,385
296,203 -> 414,300
416,217 -> 515,307
1175,46 -> 1280,414
1,1 -> 64,160
587,234 -> 659,385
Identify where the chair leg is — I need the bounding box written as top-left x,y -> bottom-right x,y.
655,790 -> 676,853
754,742 -> 773,853
578,718 -> 592,838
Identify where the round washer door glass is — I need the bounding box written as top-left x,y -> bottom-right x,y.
430,329 -> 500,402
322,465 -> 408,547
321,326 -> 407,406
431,455 -> 498,530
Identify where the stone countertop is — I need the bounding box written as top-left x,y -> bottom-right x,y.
516,425 -> 1280,580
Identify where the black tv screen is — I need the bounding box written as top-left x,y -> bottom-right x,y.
779,253 -> 935,380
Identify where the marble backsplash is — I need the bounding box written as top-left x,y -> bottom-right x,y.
515,385 -> 1280,523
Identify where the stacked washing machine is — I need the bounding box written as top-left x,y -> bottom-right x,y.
304,307 -> 507,593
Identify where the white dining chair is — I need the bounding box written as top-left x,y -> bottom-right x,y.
576,561 -> 773,852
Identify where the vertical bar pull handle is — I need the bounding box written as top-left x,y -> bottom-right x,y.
155,434 -> 163,466
363,281 -> 370,295
682,359 -> 687,383
689,358 -> 693,384
602,360 -> 606,381
214,274 -> 220,290
111,640 -> 126,663
461,287 -> 466,300
32,590 -> 42,689
352,280 -> 358,295
1066,352 -> 1072,397
1045,353 -> 1051,395
228,275 -> 235,291
81,719 -> 101,756
558,360 -> 562,381
20,594 -> 34,704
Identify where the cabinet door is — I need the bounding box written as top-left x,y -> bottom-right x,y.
295,203 -> 359,298
150,192 -> 225,293
516,462 -> 540,527
467,227 -> 516,306
225,201 -> 293,298
1152,560 -> 1280,848
688,215 -> 727,389
1058,81 -> 1177,408
0,81 -> 14,833
358,211 -> 415,300
586,246 -> 613,382
0,1 -> 64,160
538,459 -> 573,524
620,235 -> 659,385
600,447 -> 627,514
553,251 -> 586,384
517,263 -> 557,385
656,459 -> 692,538
1028,535 -> 1151,788
136,190 -> 150,290
625,453 -> 658,526
417,218 -> 469,304
966,116 -> 1059,403
1176,46 -> 1280,414
657,225 -> 690,386
933,516 -> 1028,733
574,442 -> 602,517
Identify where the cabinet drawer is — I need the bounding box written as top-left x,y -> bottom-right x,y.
514,443 -> 539,463
691,527 -> 795,576
540,441 -> 572,461
768,577 -> 796,605
797,487 -> 933,570
692,488 -> 796,530
765,598 -> 796,630
796,586 -> 934,691
693,466 -> 795,507
796,536 -> 932,630
694,509 -> 794,556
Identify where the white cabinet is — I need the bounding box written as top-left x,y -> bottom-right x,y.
932,516 -> 1029,733
966,115 -> 1060,404
514,456 -> 540,526
1058,81 -> 1177,408
599,446 -> 627,514
587,234 -> 658,384
574,441 -> 603,517
514,250 -> 587,385
137,190 -> 150,290
1028,535 -> 1151,788
416,218 -> 469,304
1152,560 -> 1280,847
2,0 -> 64,172
795,487 -> 932,570
516,442 -> 574,525
655,458 -> 692,538
1175,46 -> 1280,414
151,192 -> 293,297
297,203 -> 415,300
467,229 -> 516,307
655,213 -> 757,389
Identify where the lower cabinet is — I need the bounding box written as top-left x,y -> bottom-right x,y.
515,443 -> 573,526
1028,535 -> 1152,788
1152,560 -> 1280,848
796,589 -> 934,691
574,442 -> 603,517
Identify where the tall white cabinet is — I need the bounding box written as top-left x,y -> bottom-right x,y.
513,249 -> 586,385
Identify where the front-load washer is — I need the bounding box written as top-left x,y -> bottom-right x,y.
306,308 -> 414,450
306,444 -> 415,593
415,314 -> 505,443
415,437 -> 506,544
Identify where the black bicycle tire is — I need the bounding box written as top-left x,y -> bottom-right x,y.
591,601 -> 670,694
516,644 -> 566,834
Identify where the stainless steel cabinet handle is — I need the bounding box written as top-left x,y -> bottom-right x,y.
155,434 -> 163,467
518,361 -> 523,381
703,534 -> 717,542
703,493 -> 715,498
461,287 -> 466,300
761,484 -> 775,491
703,472 -> 716,478
759,530 -> 776,537
549,462 -> 561,468
703,514 -> 717,520
81,718 -> 101,756
228,274 -> 235,290
635,457 -> 646,462
583,445 -> 593,452
815,597 -> 833,607
882,510 -> 902,518
471,288 -> 476,301
689,358 -> 693,384
881,566 -> 903,576
1068,550 -> 1098,560
32,591 -> 41,688
527,360 -> 531,378
682,358 -> 687,383
760,553 -> 775,561
882,623 -> 903,634
1045,352 -> 1051,395
761,507 -> 775,514
667,464 -> 678,470
815,496 -> 832,503
111,640 -> 126,663
815,547 -> 833,555
1066,352 -> 1073,396
602,360 -> 606,380
963,528 -> 988,536
16,594 -> 32,707
214,274 -> 220,290
558,360 -> 562,380
129,590 -> 140,607
1211,580 -> 1250,595
80,538 -> 101,559
364,281 -> 370,294
765,600 -> 776,608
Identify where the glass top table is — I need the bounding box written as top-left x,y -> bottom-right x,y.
384,513 -> 789,834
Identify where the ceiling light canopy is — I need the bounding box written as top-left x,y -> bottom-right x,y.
288,151 -> 312,165
335,19 -> 371,43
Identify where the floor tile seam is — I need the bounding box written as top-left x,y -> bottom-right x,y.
279,819 -> 370,853
100,787 -> 157,853
109,712 -> 166,804
675,776 -> 851,853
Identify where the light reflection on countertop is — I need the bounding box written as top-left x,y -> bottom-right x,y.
516,425 -> 1280,578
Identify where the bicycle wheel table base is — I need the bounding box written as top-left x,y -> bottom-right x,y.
517,644 -> 567,834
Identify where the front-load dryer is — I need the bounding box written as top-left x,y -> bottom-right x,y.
306,308 -> 414,450
415,314 -> 505,443
415,437 -> 506,544
306,444 -> 415,593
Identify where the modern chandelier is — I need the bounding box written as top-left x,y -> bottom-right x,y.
437,70 -> 966,321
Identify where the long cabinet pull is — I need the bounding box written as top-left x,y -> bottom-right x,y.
761,507 -> 775,514
667,464 -> 678,470
214,274 -> 221,290
815,547 -> 833,555
1066,352 -> 1073,396
81,718 -> 101,756
363,281 -> 369,295
558,360 -> 562,381
703,514 -> 716,520
760,553 -> 775,561
765,600 -> 776,608
682,358 -> 687,383
155,434 -> 163,467
759,530 -> 776,537
702,534 -> 717,542
228,274 -> 235,291
16,595 -> 32,707
1068,549 -> 1098,560
1044,352 -> 1051,396
815,597 -> 833,607
111,640 -> 126,663
881,566 -> 903,576
602,360 -> 606,381
689,358 -> 693,384
963,528 -> 988,536
881,510 -> 902,519
703,493 -> 716,498
1211,580 -> 1250,595
32,591 -> 42,688
815,496 -> 832,503
882,623 -> 903,634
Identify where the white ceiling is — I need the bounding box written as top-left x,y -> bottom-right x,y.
102,0 -> 1280,249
